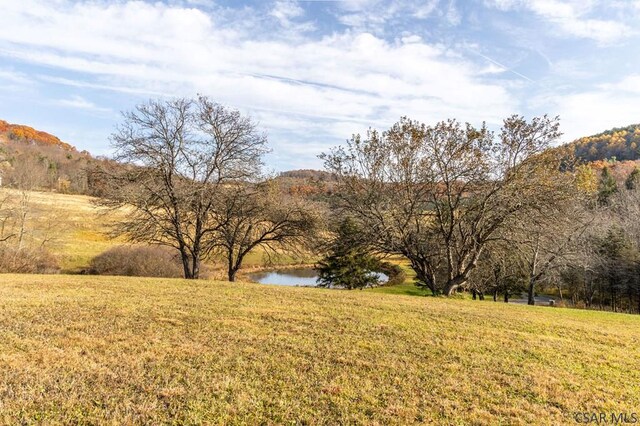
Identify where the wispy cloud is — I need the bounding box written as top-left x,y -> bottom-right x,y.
269,0 -> 315,31
1,0 -> 638,168
0,68 -> 34,92
485,0 -> 634,43
55,95 -> 111,113
0,0 -> 518,167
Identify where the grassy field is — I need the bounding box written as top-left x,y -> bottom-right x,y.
0,188 -> 309,274
1,274 -> 638,424
0,188 -> 121,272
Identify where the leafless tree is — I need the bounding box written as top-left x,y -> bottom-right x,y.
211,181 -> 322,281
322,115 -> 569,295
97,96 -> 268,279
510,201 -> 590,305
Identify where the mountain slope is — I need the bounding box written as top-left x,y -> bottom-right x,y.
0,119 -> 94,193
0,119 -> 77,152
561,123 -> 640,162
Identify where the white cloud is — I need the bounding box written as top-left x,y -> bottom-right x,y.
539,76 -> 640,143
603,74 -> 640,94
0,69 -> 31,85
413,1 -> 439,18
336,0 -> 440,33
0,68 -> 34,93
55,95 -> 111,113
478,63 -> 507,75
445,0 -> 461,26
485,0 -> 634,43
0,0 -> 517,168
269,0 -> 315,32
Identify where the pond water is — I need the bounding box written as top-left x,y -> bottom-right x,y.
247,267 -> 388,287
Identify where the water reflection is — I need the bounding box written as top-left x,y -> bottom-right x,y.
248,268 -> 319,286
247,267 -> 388,287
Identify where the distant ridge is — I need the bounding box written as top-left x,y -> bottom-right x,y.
561,123 -> 640,163
278,169 -> 335,181
0,119 -> 77,152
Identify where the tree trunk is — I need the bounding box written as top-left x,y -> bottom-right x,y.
479,292 -> 485,301
493,289 -> 498,302
411,261 -> 437,295
180,248 -> 194,279
472,289 -> 477,300
444,277 -> 466,296
228,268 -> 238,282
557,284 -> 564,302
527,277 -> 536,306
504,291 -> 509,303
527,242 -> 539,306
191,255 -> 200,280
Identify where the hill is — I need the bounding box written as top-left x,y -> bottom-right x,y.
0,119 -> 95,193
0,188 -> 312,274
0,188 -> 122,272
279,169 -> 335,181
0,274 -> 638,424
561,123 -> 640,163
0,119 -> 78,152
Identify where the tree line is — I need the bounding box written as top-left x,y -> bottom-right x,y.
92,96 -> 640,313
558,123 -> 640,163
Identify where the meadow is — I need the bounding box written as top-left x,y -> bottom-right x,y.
0,188 -> 308,275
1,274 -> 639,424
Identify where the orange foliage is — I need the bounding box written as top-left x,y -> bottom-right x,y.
565,124 -> 640,162
288,184 -> 321,196
584,159 -> 640,183
0,119 -> 76,151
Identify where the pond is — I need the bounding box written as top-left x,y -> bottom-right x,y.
247,267 -> 388,287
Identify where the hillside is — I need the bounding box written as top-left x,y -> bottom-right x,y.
561,123 -> 640,163
0,274 -> 638,424
0,119 -> 96,193
0,189 -> 122,272
0,188 -> 311,274
0,119 -> 77,152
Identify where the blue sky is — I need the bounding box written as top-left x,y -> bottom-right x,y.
0,0 -> 639,170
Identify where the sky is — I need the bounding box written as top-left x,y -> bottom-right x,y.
0,0 -> 639,171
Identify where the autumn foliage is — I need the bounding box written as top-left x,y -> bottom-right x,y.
0,119 -> 76,151
561,124 -> 640,163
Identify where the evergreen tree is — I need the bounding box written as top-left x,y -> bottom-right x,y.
625,167 -> 639,190
598,167 -> 618,205
315,218 -> 382,289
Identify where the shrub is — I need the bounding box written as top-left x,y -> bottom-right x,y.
377,262 -> 406,287
89,245 -> 184,278
0,246 -> 60,274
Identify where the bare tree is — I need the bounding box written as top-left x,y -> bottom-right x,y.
211,181 -> 322,281
322,115 -> 568,295
509,201 -> 590,305
98,96 -> 268,279
469,241 -> 526,302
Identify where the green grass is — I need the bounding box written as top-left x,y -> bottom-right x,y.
368,259 -> 430,296
1,274 -> 639,424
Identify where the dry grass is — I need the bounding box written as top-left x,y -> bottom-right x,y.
0,189 -> 309,273
0,188 -> 122,272
0,274 -> 638,424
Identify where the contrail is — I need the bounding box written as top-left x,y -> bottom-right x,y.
473,51 -> 536,83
